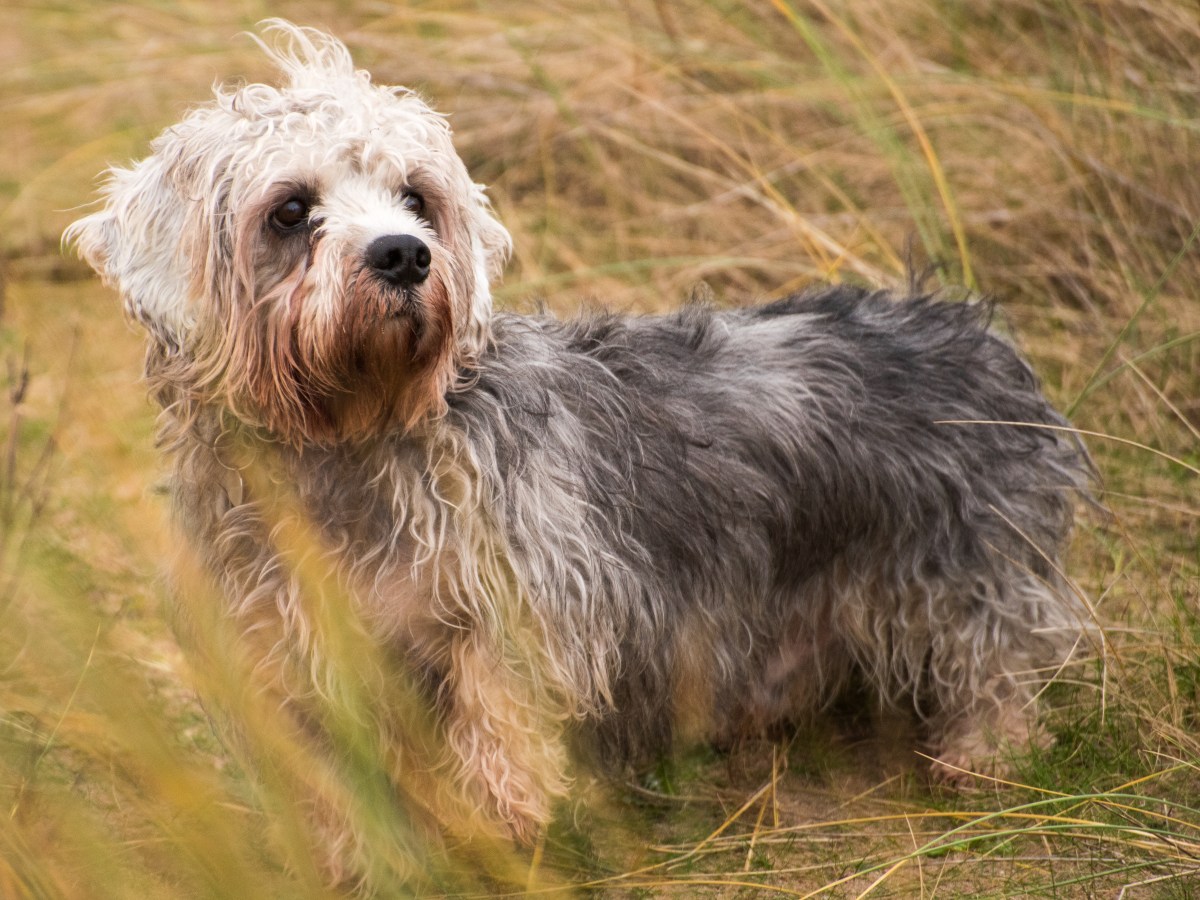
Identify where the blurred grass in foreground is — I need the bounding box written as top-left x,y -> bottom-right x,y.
1,0 -> 1198,896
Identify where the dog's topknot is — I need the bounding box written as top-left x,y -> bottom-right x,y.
252,19 -> 360,87
233,20 -> 436,124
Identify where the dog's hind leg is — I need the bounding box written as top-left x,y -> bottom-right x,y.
921,574 -> 1075,787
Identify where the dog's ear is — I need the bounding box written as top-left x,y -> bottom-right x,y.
65,150 -> 196,351
470,184 -> 512,284
460,183 -> 512,348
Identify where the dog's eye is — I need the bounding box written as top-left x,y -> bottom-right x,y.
401,192 -> 425,216
271,197 -> 310,232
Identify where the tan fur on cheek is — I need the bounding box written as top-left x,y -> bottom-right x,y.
219,215 -> 327,441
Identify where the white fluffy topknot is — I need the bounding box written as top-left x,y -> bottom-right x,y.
251,19 -> 361,88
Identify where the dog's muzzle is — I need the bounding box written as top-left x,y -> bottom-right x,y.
366,234 -> 431,288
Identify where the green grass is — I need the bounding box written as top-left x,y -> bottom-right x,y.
2,0 -> 1199,896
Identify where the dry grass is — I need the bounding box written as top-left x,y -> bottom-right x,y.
1,1 -> 1197,896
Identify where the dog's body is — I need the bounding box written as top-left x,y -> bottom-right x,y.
70,21 -> 1091,879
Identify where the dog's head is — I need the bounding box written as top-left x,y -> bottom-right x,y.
67,20 -> 511,444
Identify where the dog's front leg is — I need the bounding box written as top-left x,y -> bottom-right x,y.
442,633 -> 570,844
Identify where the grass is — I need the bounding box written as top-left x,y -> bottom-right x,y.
2,0 -> 1198,896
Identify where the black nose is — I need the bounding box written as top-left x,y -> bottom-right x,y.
366,234 -> 431,287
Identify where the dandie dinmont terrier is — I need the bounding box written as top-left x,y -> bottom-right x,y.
68,20 -> 1093,882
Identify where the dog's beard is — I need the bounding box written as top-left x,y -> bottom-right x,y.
222,258 -> 458,446
320,265 -> 456,438
343,264 -> 444,355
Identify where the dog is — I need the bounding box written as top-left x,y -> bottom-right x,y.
68,20 -> 1093,882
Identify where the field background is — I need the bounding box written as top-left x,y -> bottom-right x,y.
2,1 -> 1198,896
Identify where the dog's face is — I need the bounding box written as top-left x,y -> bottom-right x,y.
67,21 -> 511,443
